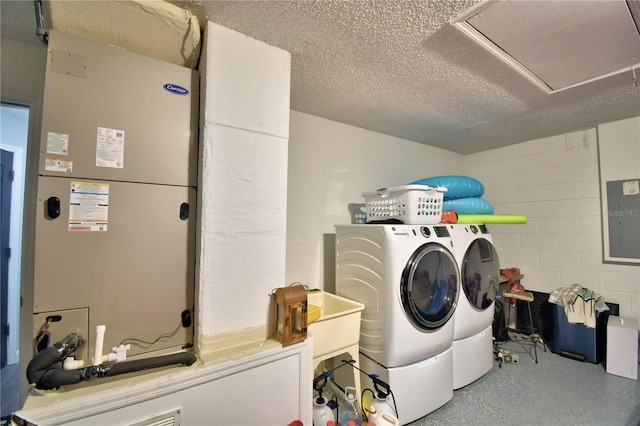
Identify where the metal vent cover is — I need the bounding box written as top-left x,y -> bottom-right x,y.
129,408 -> 182,426
452,0 -> 640,93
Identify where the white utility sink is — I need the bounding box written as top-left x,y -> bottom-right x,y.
307,291 -> 364,361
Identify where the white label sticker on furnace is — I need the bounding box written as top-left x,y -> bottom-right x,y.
96,127 -> 124,169
68,181 -> 109,232
622,180 -> 640,196
46,132 -> 69,155
44,157 -> 73,173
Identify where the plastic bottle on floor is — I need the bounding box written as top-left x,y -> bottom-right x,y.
340,387 -> 362,426
368,394 -> 395,420
368,405 -> 400,426
313,396 -> 335,426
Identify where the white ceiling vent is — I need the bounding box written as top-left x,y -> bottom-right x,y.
452,0 -> 640,94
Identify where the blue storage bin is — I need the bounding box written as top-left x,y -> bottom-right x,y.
551,304 -> 599,363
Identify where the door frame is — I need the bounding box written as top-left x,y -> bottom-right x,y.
1,148 -> 14,367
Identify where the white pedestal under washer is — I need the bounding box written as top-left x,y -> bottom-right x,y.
335,224 -> 460,423
447,224 -> 500,389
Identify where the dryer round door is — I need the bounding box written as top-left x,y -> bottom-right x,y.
461,238 -> 500,311
400,243 -> 459,331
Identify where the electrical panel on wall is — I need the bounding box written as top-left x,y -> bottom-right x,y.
33,30 -> 198,363
605,179 -> 640,259
598,117 -> 640,265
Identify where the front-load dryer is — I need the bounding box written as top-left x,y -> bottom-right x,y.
448,224 -> 500,389
335,224 -> 459,423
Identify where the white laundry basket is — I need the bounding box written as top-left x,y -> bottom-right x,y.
362,185 -> 447,224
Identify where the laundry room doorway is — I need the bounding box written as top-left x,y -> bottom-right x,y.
0,102 -> 30,419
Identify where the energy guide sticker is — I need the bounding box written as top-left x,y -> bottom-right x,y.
68,181 -> 109,232
96,127 -> 125,169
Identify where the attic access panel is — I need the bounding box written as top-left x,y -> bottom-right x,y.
453,0 -> 640,93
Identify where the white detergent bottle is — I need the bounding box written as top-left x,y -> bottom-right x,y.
368,405 -> 400,426
368,393 -> 395,420
340,387 -> 361,426
313,396 -> 335,426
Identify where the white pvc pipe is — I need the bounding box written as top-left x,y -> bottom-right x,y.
63,357 -> 85,370
93,325 -> 106,366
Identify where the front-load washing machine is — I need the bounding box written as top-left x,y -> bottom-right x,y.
448,224 -> 500,389
335,224 -> 459,424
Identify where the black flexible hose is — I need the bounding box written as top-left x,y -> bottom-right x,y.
100,352 -> 197,377
30,351 -> 198,390
26,346 -> 60,385
27,333 -> 83,385
27,332 -> 197,390
38,366 -> 84,390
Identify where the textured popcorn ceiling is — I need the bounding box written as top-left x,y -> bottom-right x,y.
3,0 -> 640,154
166,0 -> 640,154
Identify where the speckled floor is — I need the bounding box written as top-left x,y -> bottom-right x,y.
407,340 -> 640,426
1,363 -> 20,421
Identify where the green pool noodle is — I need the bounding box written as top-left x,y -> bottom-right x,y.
456,214 -> 528,224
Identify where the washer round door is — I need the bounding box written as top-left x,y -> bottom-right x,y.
400,243 -> 459,330
461,238 -> 500,311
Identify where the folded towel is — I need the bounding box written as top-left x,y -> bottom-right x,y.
548,284 -> 608,328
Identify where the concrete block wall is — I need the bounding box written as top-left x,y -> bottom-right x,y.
465,124 -> 640,325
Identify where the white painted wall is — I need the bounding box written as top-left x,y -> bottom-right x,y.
465,121 -> 640,324
0,39 -> 47,103
285,111 -> 465,290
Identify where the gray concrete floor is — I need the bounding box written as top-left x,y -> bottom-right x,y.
1,363 -> 19,422
408,340 -> 640,426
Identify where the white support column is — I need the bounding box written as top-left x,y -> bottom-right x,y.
196,21 -> 291,348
